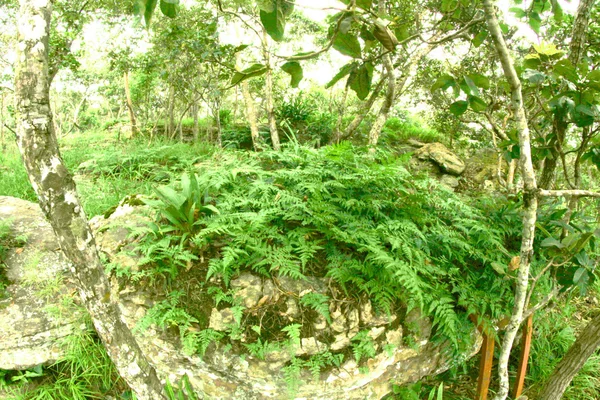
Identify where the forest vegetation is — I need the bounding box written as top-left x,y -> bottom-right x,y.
0,0 -> 599,399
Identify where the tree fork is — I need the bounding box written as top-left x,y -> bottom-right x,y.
14,1 -> 166,398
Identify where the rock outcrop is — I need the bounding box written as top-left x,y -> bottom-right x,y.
413,142 -> 465,176
0,196 -> 482,399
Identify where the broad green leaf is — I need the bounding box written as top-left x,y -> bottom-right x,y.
464,76 -> 480,95
523,69 -> 546,84
325,62 -> 357,88
431,74 -> 455,92
144,0 -> 158,26
449,100 -> 468,116
509,7 -> 526,18
533,42 -> 563,57
160,0 -> 179,18
356,0 -> 372,10
256,0 -> 275,12
467,73 -> 490,89
550,0 -> 563,21
348,63 -> 373,100
260,7 -> 285,42
472,30 -> 488,47
553,59 -> 578,82
587,70 -> 600,91
468,96 -> 487,112
523,54 -> 541,69
333,32 -> 362,58
281,61 -> 303,88
529,13 -> 541,34
230,64 -> 268,86
541,237 -> 565,249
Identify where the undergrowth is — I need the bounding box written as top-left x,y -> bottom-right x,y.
132,142 -> 516,384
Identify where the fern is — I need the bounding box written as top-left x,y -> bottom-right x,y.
299,292 -> 331,323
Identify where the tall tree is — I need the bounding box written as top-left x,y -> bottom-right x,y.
14,1 -> 165,398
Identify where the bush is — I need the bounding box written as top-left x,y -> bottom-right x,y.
381,115 -> 443,146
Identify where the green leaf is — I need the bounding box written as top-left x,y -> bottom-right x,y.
533,42 -> 563,57
529,12 -> 541,34
260,7 -> 286,42
333,32 -> 362,58
472,30 -> 488,47
509,7 -> 526,18
356,0 -> 372,10
431,74 -> 455,92
587,70 -> 600,90
281,61 -> 303,88
144,0 -> 158,26
553,59 -> 578,82
468,96 -> 487,112
230,64 -> 268,86
160,0 -> 179,18
550,0 -> 563,21
541,237 -> 565,249
463,75 -> 480,95
467,73 -> 490,89
325,62 -> 357,89
348,62 -> 373,100
449,100 -> 468,116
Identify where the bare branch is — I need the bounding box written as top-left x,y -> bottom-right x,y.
539,189 -> 600,198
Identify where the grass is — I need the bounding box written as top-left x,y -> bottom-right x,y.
1,328 -> 129,400
1,131 -> 214,217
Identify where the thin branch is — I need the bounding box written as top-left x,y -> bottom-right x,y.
539,189 -> 600,198
3,123 -> 15,135
419,17 -> 485,45
522,285 -> 560,321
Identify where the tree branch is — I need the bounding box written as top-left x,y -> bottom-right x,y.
539,189 -> 600,198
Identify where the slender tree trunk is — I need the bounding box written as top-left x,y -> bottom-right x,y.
339,79 -> 384,141
368,55 -> 395,150
213,101 -> 222,148
537,0 -> 594,189
237,53 -> 260,150
242,80 -> 260,150
168,84 -> 175,139
263,30 -> 280,150
483,2 -> 539,400
14,2 -> 166,399
0,92 -> 5,151
538,314 -> 600,400
124,70 -> 138,137
67,92 -> 87,134
192,102 -> 199,142
333,84 -> 349,144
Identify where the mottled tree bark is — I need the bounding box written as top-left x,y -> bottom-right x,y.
262,30 -> 280,151
368,54 -> 395,151
483,2 -> 539,400
192,101 -> 199,141
538,314 -> 600,400
14,1 -> 165,399
124,71 -> 138,137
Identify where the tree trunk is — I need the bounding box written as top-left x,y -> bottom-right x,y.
14,2 -> 166,399
537,0 -> 594,189
67,91 -> 88,134
537,313 -> 600,400
368,54 -> 395,150
339,79 -> 384,141
483,2 -> 539,400
124,70 -> 138,137
242,80 -> 260,150
213,101 -> 222,148
168,84 -> 175,139
263,29 -> 280,151
192,102 -> 199,141
0,92 -> 5,152
333,84 -> 349,144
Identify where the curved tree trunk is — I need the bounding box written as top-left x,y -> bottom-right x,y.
14,1 -> 166,399
537,313 -> 600,400
339,79 -> 384,141
483,2 -> 539,400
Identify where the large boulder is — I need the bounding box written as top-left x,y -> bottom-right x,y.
0,196 -> 482,399
413,142 -> 465,176
0,196 -> 86,370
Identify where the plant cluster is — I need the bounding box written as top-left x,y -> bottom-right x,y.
131,143 -> 519,383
